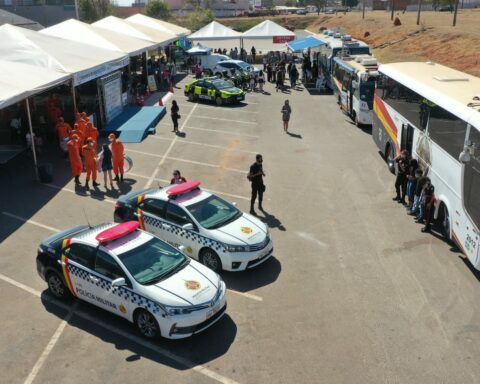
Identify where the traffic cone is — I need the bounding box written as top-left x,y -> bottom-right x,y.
158,97 -> 163,106
146,86 -> 151,97
169,86 -> 174,93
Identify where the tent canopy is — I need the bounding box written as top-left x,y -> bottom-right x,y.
0,24 -> 129,86
242,20 -> 295,38
188,21 -> 241,40
0,59 -> 70,109
186,43 -> 212,55
41,19 -> 155,57
287,36 -> 325,53
126,14 -> 190,37
93,16 -> 177,47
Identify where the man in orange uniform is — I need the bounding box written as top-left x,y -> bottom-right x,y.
70,124 -> 84,150
56,117 -> 71,155
75,113 -> 87,140
82,137 -> 99,189
109,133 -> 124,182
85,122 -> 99,151
67,134 -> 82,185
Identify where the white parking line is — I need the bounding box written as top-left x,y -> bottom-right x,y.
0,274 -> 239,384
146,104 -> 198,188
127,149 -> 248,174
148,135 -> 258,154
24,302 -> 77,384
228,289 -> 263,302
2,212 -> 60,232
42,184 -> 116,205
186,126 -> 260,138
193,116 -> 256,125
174,104 -> 259,114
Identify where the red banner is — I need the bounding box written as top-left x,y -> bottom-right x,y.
273,35 -> 295,43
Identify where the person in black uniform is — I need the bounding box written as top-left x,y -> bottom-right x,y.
421,181 -> 435,233
248,154 -> 265,215
171,100 -> 180,133
393,150 -> 410,204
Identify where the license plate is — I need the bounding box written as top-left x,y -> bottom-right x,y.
206,303 -> 221,319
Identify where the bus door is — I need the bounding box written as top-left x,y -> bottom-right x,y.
348,76 -> 355,116
401,123 -> 414,154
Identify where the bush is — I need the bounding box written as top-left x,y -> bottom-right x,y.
188,7 -> 214,31
145,0 -> 170,20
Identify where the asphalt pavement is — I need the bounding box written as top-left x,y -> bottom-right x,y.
1,67 -> 480,384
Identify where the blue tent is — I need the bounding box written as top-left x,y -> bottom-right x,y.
287,36 -> 325,53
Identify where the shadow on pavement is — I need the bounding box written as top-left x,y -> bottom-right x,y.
287,132 -> 302,139
41,291 -> 237,369
257,208 -> 286,231
221,256 -> 281,292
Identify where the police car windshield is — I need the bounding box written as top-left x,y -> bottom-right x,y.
186,195 -> 242,230
212,79 -> 233,89
118,237 -> 187,285
237,62 -> 251,71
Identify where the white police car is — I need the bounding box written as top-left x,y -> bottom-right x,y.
114,181 -> 273,272
36,221 -> 227,339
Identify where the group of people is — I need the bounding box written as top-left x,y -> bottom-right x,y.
58,112 -> 125,189
393,150 -> 436,233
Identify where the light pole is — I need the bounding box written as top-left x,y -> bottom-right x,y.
362,0 -> 365,19
452,0 -> 459,26
416,0 -> 422,25
390,0 -> 394,20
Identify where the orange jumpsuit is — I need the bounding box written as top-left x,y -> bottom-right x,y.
70,128 -> 83,151
82,144 -> 97,182
56,120 -> 71,141
67,138 -> 82,177
111,139 -> 124,176
76,118 -> 87,139
85,123 -> 99,151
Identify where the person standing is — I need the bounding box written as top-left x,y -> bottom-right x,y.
266,64 -> 272,83
405,158 -> 419,208
171,170 -> 187,184
194,63 -> 202,79
251,46 -> 256,63
421,180 -> 435,233
408,170 -> 427,217
248,154 -> 265,215
171,100 -> 180,133
109,133 -> 124,182
289,64 -> 298,89
101,143 -> 114,189
170,62 -> 177,88
67,134 -> 82,185
281,100 -> 292,133
82,137 -> 99,189
392,150 -> 410,204
55,117 -> 71,155
258,70 -> 265,93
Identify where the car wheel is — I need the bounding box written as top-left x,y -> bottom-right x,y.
47,272 -> 70,299
214,72 -> 222,78
135,309 -> 160,339
215,96 -> 223,106
385,143 -> 395,174
205,69 -> 213,76
188,92 -> 195,101
201,248 -> 222,272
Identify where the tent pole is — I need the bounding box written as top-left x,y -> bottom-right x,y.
71,80 -> 77,116
26,98 -> 39,181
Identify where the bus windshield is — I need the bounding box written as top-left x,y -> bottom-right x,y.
360,81 -> 375,108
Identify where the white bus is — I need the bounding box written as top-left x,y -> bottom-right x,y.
372,62 -> 480,267
332,54 -> 379,126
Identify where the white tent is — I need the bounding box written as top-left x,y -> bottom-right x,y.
126,14 -> 191,37
93,16 -> 177,47
0,24 -> 129,86
188,21 -> 241,51
242,20 -> 295,53
0,60 -> 70,109
41,19 -> 156,57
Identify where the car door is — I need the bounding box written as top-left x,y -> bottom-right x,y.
205,83 -> 217,100
62,243 -> 102,306
92,250 -> 133,319
136,198 -> 168,239
194,80 -> 205,98
164,202 -> 201,260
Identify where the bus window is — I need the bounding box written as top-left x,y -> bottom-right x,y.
360,81 -> 375,108
428,106 -> 468,159
464,127 -> 480,229
383,76 -> 423,128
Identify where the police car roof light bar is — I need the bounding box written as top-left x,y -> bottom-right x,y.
167,180 -> 201,198
96,221 -> 139,244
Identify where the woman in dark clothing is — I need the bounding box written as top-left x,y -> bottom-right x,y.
101,143 -> 114,189
171,100 -> 180,133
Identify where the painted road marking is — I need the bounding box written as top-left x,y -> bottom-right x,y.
146,104 -> 198,188
173,104 -> 259,114
193,116 -> 256,125
2,212 -> 60,232
228,289 -> 263,302
185,126 -> 260,138
148,135 -> 258,154
126,149 -> 248,174
0,274 -> 240,384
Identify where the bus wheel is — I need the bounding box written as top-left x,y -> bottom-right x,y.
438,204 -> 452,243
385,144 -> 395,174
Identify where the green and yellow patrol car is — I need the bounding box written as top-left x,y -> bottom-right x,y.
184,78 -> 245,106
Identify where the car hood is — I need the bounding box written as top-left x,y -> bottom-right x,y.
143,260 -> 220,307
222,87 -> 242,94
210,213 -> 267,245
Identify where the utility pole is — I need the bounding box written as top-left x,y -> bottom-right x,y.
390,0 -> 395,20
453,0 -> 459,26
416,0 -> 422,25
362,0 -> 365,19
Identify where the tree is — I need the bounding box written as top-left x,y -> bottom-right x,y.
285,0 -> 294,6
78,0 -> 112,23
145,0 -> 171,20
188,7 -> 214,31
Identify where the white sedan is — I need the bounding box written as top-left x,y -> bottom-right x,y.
36,221 -> 227,339
114,181 -> 273,272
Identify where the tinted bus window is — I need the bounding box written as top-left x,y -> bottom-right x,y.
383,76 -> 423,129
464,127 -> 480,230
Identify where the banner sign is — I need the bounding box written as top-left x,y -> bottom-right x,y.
101,71 -> 123,124
273,36 -> 295,44
74,56 -> 129,86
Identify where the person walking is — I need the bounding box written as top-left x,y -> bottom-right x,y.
171,100 -> 180,133
82,137 -> 99,189
258,70 -> 265,93
248,154 -> 265,215
281,100 -> 292,133
171,170 -> 187,184
392,150 -> 410,204
101,143 -> 114,189
67,134 -> 82,185
109,133 -> 124,182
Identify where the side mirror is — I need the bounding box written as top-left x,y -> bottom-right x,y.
182,223 -> 194,231
179,245 -> 186,252
111,277 -> 126,287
